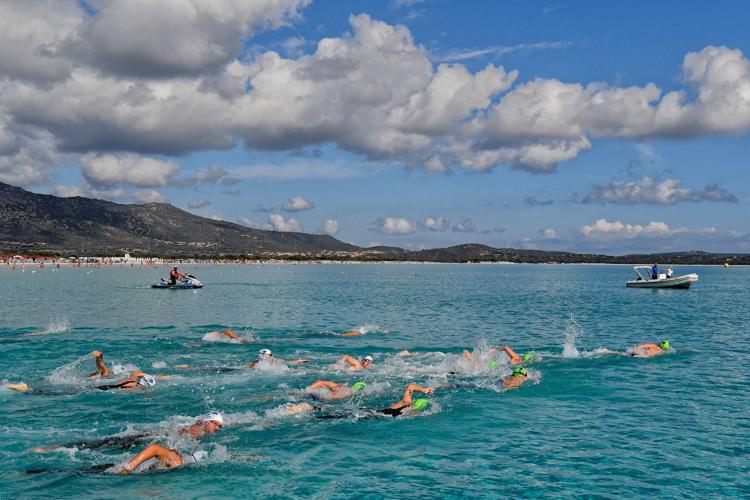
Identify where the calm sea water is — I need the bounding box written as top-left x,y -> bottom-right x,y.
1,264 -> 748,498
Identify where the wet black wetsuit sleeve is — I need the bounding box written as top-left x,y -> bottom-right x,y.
61,433 -> 151,451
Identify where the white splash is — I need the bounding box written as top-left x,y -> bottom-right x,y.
46,355 -> 90,385
28,318 -> 71,336
562,313 -> 583,358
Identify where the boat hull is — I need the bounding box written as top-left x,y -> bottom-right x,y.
151,283 -> 203,289
626,273 -> 699,289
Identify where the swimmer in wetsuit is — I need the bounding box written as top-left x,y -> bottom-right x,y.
96,371 -> 169,390
248,348 -> 309,368
118,443 -> 207,474
463,345 -> 533,365
304,380 -> 366,401
32,413 -> 225,453
625,340 -> 671,358
379,383 -> 434,417
88,350 -> 114,379
501,366 -> 528,389
334,354 -> 373,371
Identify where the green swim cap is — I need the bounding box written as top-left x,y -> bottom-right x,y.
351,381 -> 366,392
522,353 -> 533,361
512,366 -> 528,377
412,398 -> 430,411
659,340 -> 670,350
488,361 -> 498,367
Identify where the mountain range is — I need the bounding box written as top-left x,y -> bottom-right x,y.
1,182 -> 747,264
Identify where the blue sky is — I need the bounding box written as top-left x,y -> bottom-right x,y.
1,0 -> 749,253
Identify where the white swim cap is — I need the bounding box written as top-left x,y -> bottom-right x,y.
137,374 -> 156,387
364,355 -> 373,362
206,412 -> 224,425
259,348 -> 272,358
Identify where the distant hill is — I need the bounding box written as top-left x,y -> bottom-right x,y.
0,182 -> 358,255
1,182 -> 747,264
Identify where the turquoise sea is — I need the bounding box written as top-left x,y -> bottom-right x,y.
1,263 -> 748,498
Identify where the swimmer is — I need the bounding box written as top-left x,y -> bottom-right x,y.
285,402 -> 316,415
32,413 -> 224,453
378,383 -> 435,417
334,354 -> 373,371
211,329 -> 240,339
304,380 -> 367,401
96,371 -> 169,391
88,350 -> 114,379
625,340 -> 671,358
248,348 -> 309,368
463,345 -> 533,365
118,443 -> 206,474
501,365 -> 528,389
397,349 -> 413,357
341,327 -> 367,337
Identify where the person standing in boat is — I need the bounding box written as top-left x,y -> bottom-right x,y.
651,263 -> 659,279
666,266 -> 674,278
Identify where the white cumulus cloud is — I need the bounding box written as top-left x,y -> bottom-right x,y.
81,153 -> 181,187
241,213 -> 302,232
132,188 -> 169,204
321,219 -> 339,235
374,217 -> 416,235
422,216 -> 449,231
578,218 -> 717,240
282,195 -> 315,211
582,177 -> 737,204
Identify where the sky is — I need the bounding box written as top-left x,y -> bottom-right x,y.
1,0 -> 749,254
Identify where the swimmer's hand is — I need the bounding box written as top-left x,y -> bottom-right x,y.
117,463 -> 134,474
425,387 -> 435,394
90,350 -> 103,357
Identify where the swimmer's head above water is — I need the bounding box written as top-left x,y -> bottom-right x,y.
258,348 -> 273,360
136,374 -> 156,387
361,355 -> 373,367
412,398 -> 430,411
658,340 -> 670,350
522,353 -> 534,361
351,381 -> 366,392
203,412 -> 224,433
512,366 -> 528,378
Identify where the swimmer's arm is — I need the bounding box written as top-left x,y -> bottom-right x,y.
288,359 -> 309,364
121,444 -> 174,473
403,384 -> 434,404
500,346 -> 521,363
221,330 -> 240,339
462,350 -> 475,362
339,355 -> 359,367
153,375 -> 171,380
312,381 -> 342,391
